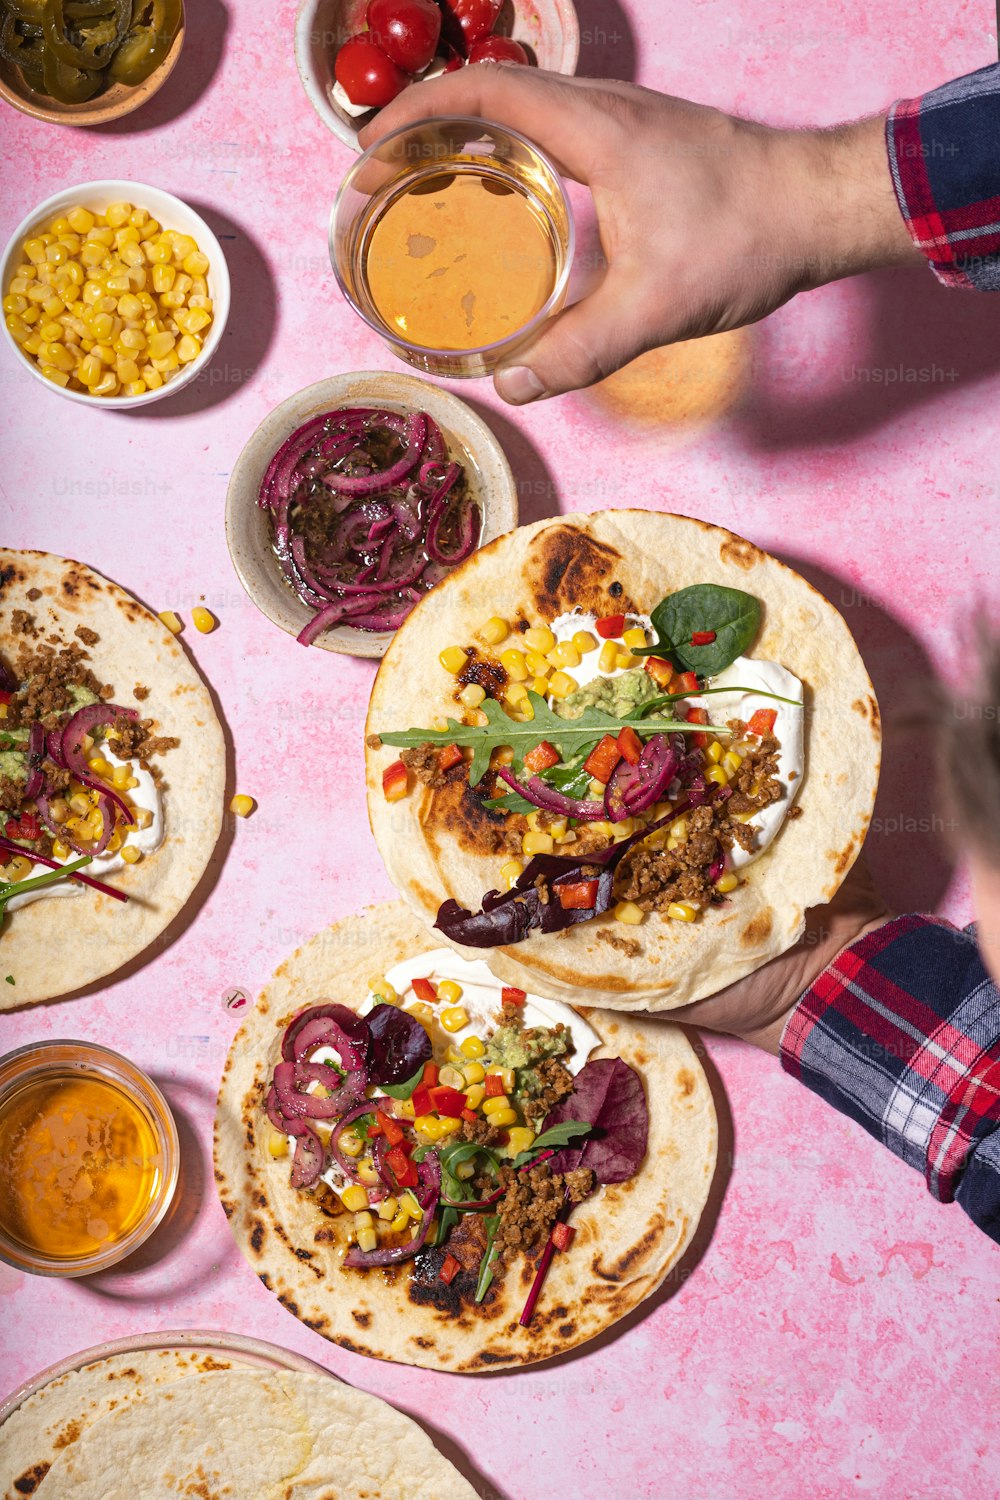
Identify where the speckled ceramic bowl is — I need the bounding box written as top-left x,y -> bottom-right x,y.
225,372 -> 518,658
295,0 -> 580,151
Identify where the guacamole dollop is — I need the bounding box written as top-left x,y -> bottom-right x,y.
486,1021 -> 569,1072
555,666 -> 663,722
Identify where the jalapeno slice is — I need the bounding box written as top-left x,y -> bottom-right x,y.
41,0 -> 127,69
108,0 -> 180,85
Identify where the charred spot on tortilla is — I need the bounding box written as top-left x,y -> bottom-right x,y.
740,909 -> 773,946
249,1220 -> 265,1253
609,580 -> 623,598
423,774 -> 519,857
457,646 -> 507,700
14,1462 -> 51,1494
677,1068 -> 696,1098
528,526 -> 635,617
833,838 -> 856,877
719,535 -> 764,571
352,1309 -> 371,1327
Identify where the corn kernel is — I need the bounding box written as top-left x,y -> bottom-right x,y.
705,765 -> 729,786
438,1065 -> 466,1091
460,1035 -> 486,1061
87,756 -> 112,777
68,207 -> 95,233
266,1129 -> 288,1158
598,640 -> 619,674
482,1094 -> 511,1116
465,1084 -> 486,1110
438,1115 -> 462,1135
414,1114 -> 446,1141
455,1160 -> 477,1180
445,1044 -> 464,1066
406,1001 -> 434,1027
227,793 -> 255,820
500,857 -> 524,891
668,901 -> 699,921
188,604 -> 215,634
459,682 -> 485,708
116,356 -> 140,384
504,681 -> 529,708
396,1099 -> 416,1120
436,978 -> 463,1005
723,750 -> 744,773
614,900 -> 645,925
616,651 -> 637,670
440,1005 -> 469,1032
121,845 -> 141,864
439,645 -> 468,675
487,1106 -> 518,1128
622,626 -> 647,649
51,839 -> 71,860
341,1183 -> 368,1211
376,1195 -> 399,1222
5,855 -> 33,882
158,609 -> 183,634
573,630 -> 598,653
522,830 -> 554,856
399,1190 -> 422,1219
716,871 -> 739,894
521,649 -> 547,678
356,1225 -> 378,1252
506,1127 -> 536,1156
105,202 -> 132,229
356,1157 -> 379,1185
548,671 -> 577,700
338,1126 -> 364,1157
523,626 -> 555,653
500,648 -> 528,681
706,740 -> 723,765
92,371 -> 119,397
182,249 -> 210,277
176,332 -> 201,363
389,1209 -> 410,1232
134,807 -> 153,831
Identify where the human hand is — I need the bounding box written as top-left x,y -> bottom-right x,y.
361,68 -> 921,405
664,859 -> 891,1055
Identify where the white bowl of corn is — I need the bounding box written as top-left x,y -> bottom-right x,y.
1,179 -> 231,410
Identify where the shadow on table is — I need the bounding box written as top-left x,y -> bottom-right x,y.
460,396 -> 563,527
776,552 -> 954,915
91,0 -> 229,135
138,204 -> 276,418
81,1076 -> 240,1303
574,0 -> 637,83
28,614 -> 236,1013
738,265 -> 1000,452
468,1037 -> 733,1382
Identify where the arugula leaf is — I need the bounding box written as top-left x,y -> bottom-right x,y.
378,692 -> 696,789
511,1120 -> 592,1168
484,765 -> 595,814
435,1205 -> 459,1245
378,1068 -> 424,1100
636,685 -> 801,719
632,584 -> 762,676
475,1214 -> 502,1303
440,1141 -> 502,1179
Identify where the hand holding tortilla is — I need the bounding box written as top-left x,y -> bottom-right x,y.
0,550 -> 224,1007
365,512 -> 880,1010
214,901 -> 717,1371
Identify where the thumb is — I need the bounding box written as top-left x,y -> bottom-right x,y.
494,266 -> 654,405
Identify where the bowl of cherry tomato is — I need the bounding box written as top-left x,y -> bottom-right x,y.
294,0 -> 579,150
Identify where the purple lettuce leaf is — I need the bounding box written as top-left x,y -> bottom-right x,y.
367,1002 -> 432,1086
544,1058 -> 649,1185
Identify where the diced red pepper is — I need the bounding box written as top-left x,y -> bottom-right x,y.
501,986 -> 526,1007
438,743 -> 464,772
422,1062 -> 439,1089
523,740 -> 560,773
385,1145 -> 419,1188
583,734 -> 622,784
19,813 -> 40,840
0,690 -> 11,706
747,708 -> 777,737
644,656 -> 673,689
617,725 -> 643,765
381,759 -> 409,802
428,1085 -> 468,1117
686,706 -> 708,725
460,1107 -> 478,1123
379,1112 -> 405,1147
411,976 -> 437,1003
411,1084 -> 434,1117
484,1074 -> 506,1098
674,671 -> 699,694
595,614 -> 626,639
555,878 -> 600,911
690,630 -> 717,646
551,1222 -> 576,1251
366,1118 -> 383,1138
691,731 -> 710,750
439,1253 -> 461,1285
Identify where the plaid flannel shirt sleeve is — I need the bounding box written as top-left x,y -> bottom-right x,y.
886,62 -> 1000,290
781,915 -> 1000,1243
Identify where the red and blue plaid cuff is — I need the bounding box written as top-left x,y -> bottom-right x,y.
781,915 -> 1000,1221
886,62 -> 1000,291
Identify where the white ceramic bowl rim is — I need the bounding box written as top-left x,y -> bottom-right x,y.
0,177 -> 231,411
330,114 -> 576,361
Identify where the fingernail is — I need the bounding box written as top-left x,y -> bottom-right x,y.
496,365 -> 545,405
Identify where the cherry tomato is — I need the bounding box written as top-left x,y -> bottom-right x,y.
366,0 -> 441,74
467,35 -> 529,65
334,33 -> 409,107
440,0 -> 502,52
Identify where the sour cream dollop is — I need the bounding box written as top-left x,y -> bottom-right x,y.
548,611 -> 804,871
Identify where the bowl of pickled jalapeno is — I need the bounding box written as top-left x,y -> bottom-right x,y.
0,0 -> 184,125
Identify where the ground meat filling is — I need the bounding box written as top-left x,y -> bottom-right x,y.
613,725 -> 785,912
520,1056 -> 576,1120
400,743 -> 448,789
4,640 -> 108,730
492,1163 -> 595,1264
461,1114 -> 511,1149
108,714 -> 178,762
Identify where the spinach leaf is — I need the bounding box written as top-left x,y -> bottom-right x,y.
475,1214 -> 502,1303
435,1205 -> 459,1245
633,584 -> 762,676
377,1065 -> 426,1100
484,765 -> 595,814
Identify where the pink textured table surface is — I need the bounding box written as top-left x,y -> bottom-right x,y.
2,3 -> 999,1497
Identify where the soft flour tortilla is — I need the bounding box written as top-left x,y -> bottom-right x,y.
213,901 -> 718,1373
0,550 -> 225,1007
365,511 -> 881,1010
1,1347 -> 262,1500
24,1368 -> 477,1500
